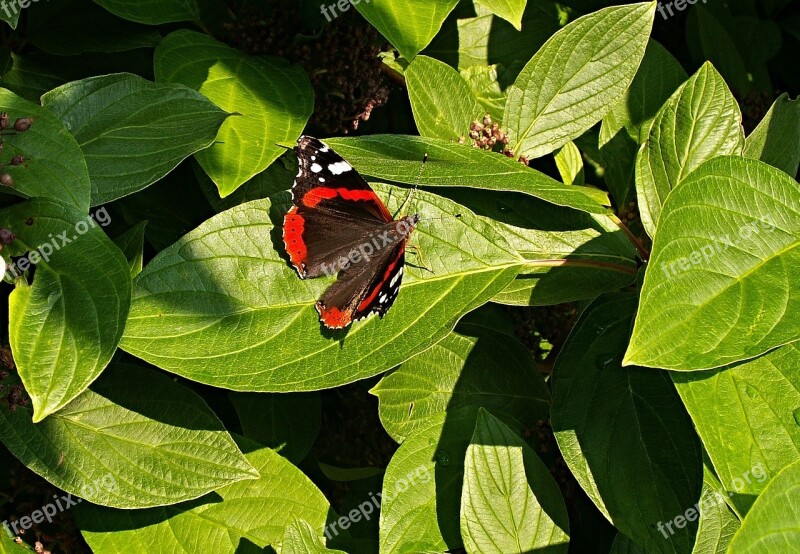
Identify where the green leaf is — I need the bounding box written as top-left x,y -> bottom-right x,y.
120,186 -> 522,391
460,409 -> 569,554
75,438 -> 329,551
379,408 -> 478,552
324,135 -> 607,214
42,73 -> 229,205
0,88 -> 91,211
690,469 -> 740,554
372,325 -> 550,443
609,534 -> 646,554
406,55 -> 483,140
554,141 -> 584,186
474,0 -> 527,30
624,156 -> 800,370
601,40 -> 688,145
91,0 -> 199,24
599,40 -> 687,204
743,93 -> 800,177
283,519 -> 347,554
0,5 -> 20,29
552,293 -> 703,554
0,533 -> 31,552
154,30 -> 312,197
727,459 -> 800,553
0,363 -> 257,508
1,199 -> 131,421
353,0 -> 459,60
504,2 -> 655,160
112,221 -> 147,278
229,392 -> 320,464
635,63 -> 744,237
441,188 -> 637,306
672,343 -> 800,515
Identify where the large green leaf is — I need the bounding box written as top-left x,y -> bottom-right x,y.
504,2 -> 655,160
379,407 -> 480,552
441,188 -> 638,306
120,186 -> 522,391
635,63 -> 744,237
229,391 -> 320,464
672,343 -> 800,515
372,324 -> 550,442
0,364 -> 257,508
624,157 -> 800,371
41,73 -> 229,205
552,293 -> 703,554
92,0 -> 199,24
599,40 -> 687,205
460,410 -> 569,553
743,93 -> 800,177
154,30 -> 312,197
0,88 -> 91,211
727,459 -> 800,553
75,438 -> 330,551
474,0 -> 527,30
324,135 -> 607,214
1,199 -> 130,421
406,56 -> 483,140
282,519 -> 347,554
353,0 -> 459,60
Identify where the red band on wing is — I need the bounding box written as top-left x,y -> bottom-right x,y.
357,245 -> 405,312
301,187 -> 393,220
316,303 -> 353,329
283,207 -> 307,274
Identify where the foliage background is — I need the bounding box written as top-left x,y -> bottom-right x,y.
0,0 -> 798,553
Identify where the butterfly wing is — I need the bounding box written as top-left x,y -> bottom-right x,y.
284,136 -> 393,278
315,241 -> 407,329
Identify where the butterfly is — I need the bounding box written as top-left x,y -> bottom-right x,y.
283,136 -> 419,329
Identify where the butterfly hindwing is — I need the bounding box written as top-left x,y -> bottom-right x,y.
316,241 -> 406,329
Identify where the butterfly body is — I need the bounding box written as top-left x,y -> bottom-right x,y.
283,136 -> 418,329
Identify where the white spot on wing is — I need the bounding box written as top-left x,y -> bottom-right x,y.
311,155 -> 316,161
311,163 -> 323,173
319,145 -> 329,153
319,177 -> 325,182
390,267 -> 403,287
379,294 -> 388,303
328,161 -> 352,175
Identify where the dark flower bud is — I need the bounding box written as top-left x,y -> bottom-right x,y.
0,174 -> 12,187
10,155 -> 24,166
13,118 -> 32,132
0,113 -> 8,130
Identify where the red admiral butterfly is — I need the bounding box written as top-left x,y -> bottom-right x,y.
283,136 -> 419,329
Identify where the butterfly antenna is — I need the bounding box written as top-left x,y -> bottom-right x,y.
397,153 -> 428,218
